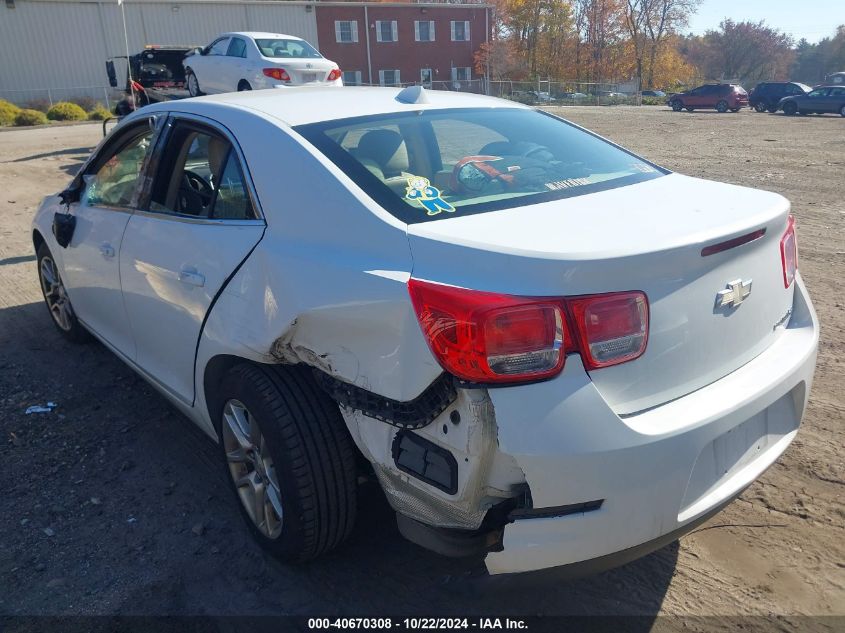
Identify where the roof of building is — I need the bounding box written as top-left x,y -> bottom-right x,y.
155,86 -> 522,127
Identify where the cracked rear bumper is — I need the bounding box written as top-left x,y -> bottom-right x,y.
485,275 -> 818,575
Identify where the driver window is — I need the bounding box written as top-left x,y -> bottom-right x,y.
84,129 -> 153,209
209,38 -> 230,56
149,123 -> 255,220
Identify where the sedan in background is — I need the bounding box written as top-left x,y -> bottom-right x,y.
779,85 -> 845,116
184,31 -> 342,95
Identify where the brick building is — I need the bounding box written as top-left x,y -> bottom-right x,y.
315,2 -> 490,88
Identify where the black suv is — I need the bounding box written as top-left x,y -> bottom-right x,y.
749,82 -> 811,113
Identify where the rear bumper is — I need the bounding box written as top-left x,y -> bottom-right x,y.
485,274 -> 818,575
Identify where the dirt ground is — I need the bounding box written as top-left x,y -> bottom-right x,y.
0,108 -> 843,624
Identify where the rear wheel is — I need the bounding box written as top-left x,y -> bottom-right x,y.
840,104 -> 845,117
670,100 -> 682,112
237,80 -> 252,92
216,363 -> 358,562
716,100 -> 728,113
783,101 -> 797,115
186,70 -> 203,97
36,243 -> 90,343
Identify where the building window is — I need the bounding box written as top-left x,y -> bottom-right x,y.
451,20 -> 470,42
379,69 -> 401,86
342,70 -> 363,86
376,20 -> 398,43
452,67 -> 471,81
420,68 -> 432,86
335,20 -> 359,43
415,20 -> 435,42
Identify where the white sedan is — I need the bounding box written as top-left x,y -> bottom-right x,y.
184,31 -> 342,96
32,87 -> 818,576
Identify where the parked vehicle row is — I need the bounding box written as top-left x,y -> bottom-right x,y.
667,81 -> 845,116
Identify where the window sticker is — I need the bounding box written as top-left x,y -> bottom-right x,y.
405,176 -> 455,216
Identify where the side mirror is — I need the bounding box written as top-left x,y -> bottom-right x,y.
106,60 -> 118,88
59,184 -> 81,206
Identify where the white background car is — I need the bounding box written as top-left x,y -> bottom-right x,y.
184,31 -> 342,95
31,87 -> 818,576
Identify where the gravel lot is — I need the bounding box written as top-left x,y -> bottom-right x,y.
0,108 -> 843,622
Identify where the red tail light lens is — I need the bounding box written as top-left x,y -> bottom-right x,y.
408,280 -> 649,383
780,214 -> 797,288
407,279 -> 565,383
568,292 -> 649,369
263,68 -> 291,82
327,68 -> 342,82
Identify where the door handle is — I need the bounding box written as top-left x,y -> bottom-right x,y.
178,267 -> 205,287
99,243 -> 115,258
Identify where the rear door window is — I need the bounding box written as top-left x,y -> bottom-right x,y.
296,108 -> 665,224
227,38 -> 247,58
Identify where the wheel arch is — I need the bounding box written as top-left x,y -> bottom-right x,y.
32,228 -> 46,254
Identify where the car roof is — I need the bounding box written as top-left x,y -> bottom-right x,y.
221,31 -> 304,41
157,86 -> 527,127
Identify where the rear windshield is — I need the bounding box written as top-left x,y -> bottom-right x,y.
295,108 -> 665,224
255,38 -> 322,59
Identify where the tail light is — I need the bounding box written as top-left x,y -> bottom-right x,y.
408,279 -> 648,384
780,214 -> 798,288
327,68 -> 342,82
263,68 -> 291,82
568,292 -> 649,369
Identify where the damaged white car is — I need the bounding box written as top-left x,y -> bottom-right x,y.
32,86 -> 818,577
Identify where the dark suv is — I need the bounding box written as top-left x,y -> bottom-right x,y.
668,84 -> 748,112
749,82 -> 811,112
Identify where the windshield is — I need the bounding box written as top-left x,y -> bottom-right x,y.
255,38 -> 322,59
295,108 -> 666,224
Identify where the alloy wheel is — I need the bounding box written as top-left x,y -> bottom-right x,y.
188,73 -> 199,97
39,256 -> 73,332
222,399 -> 284,539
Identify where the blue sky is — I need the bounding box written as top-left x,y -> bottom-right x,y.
685,0 -> 844,43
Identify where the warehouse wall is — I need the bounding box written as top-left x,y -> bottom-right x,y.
0,0 -> 319,104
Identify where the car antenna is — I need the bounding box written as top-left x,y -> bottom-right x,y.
396,85 -> 429,105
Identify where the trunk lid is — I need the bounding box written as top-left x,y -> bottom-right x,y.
407,173 -> 794,414
271,59 -> 337,84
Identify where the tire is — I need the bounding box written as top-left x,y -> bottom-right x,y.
716,100 -> 728,113
783,101 -> 797,116
840,105 -> 845,117
186,70 -> 203,97
216,363 -> 358,563
36,242 -> 90,343
237,80 -> 252,92
753,102 -> 766,112
670,100 -> 682,112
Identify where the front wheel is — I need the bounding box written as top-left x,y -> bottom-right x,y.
840,104 -> 845,117
754,102 -> 766,112
670,100 -> 682,112
36,242 -> 90,343
716,100 -> 728,113
186,70 -> 203,97
216,363 -> 358,562
783,101 -> 798,116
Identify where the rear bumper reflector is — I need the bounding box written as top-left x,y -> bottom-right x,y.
509,499 -> 604,521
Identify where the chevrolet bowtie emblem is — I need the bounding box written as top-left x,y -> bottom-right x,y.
716,279 -> 752,309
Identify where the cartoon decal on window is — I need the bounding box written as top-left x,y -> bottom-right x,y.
405,176 -> 455,216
